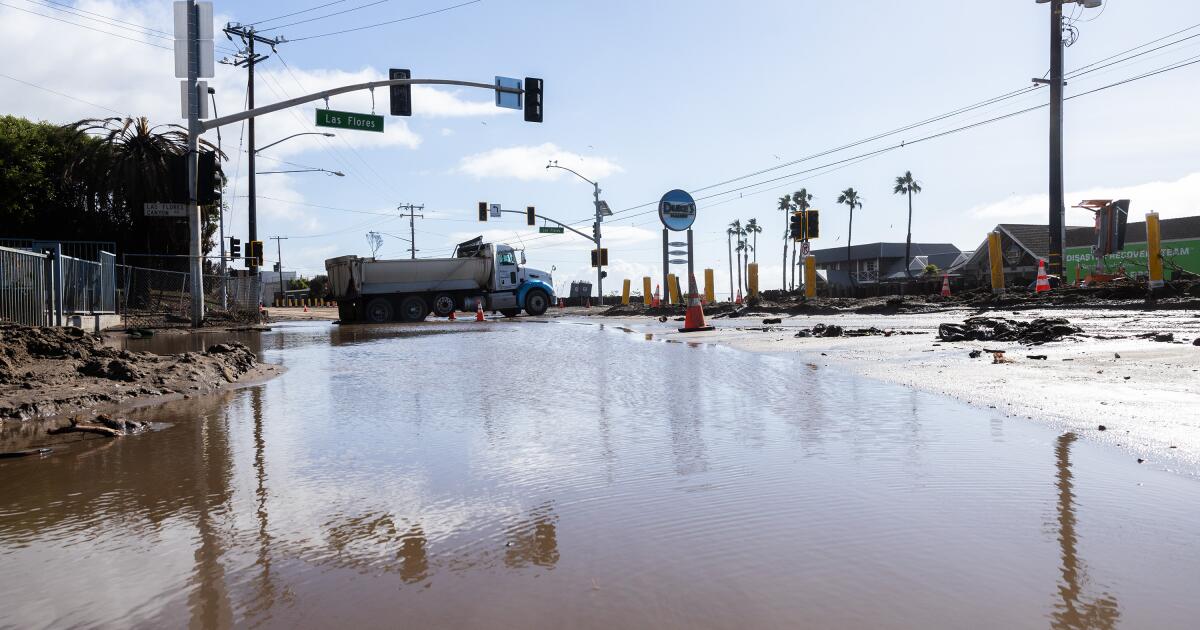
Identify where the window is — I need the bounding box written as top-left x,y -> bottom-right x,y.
497,250 -> 517,266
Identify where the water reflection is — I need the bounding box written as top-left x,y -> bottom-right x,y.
504,503 -> 559,569
1052,433 -> 1120,630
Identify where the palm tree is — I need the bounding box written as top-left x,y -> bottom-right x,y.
778,195 -> 792,291
729,220 -> 745,295
836,188 -> 863,288
745,218 -> 762,262
893,171 -> 923,279
737,240 -> 750,293
792,189 -> 813,291
726,223 -> 738,301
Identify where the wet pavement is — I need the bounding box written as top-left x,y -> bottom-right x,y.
2,319 -> 1200,628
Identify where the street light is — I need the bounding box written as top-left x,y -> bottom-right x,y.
1036,0 -> 1103,277
256,168 -> 345,176
546,160 -> 608,303
255,132 -> 335,154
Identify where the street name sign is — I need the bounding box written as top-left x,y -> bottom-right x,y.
315,108 -> 384,133
144,202 -> 188,217
539,226 -> 564,234
658,189 -> 697,231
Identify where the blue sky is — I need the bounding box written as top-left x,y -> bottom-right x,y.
2,0 -> 1199,295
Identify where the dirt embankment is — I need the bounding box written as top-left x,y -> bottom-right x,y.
0,323 -> 277,422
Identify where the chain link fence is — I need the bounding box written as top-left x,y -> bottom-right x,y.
117,264 -> 262,329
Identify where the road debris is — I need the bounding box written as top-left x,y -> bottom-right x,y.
47,414 -> 149,438
937,317 -> 1082,345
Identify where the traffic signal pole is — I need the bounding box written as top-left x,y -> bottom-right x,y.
185,0 -> 204,326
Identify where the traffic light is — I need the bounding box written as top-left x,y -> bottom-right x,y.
478,201 -> 488,222
526,206 -> 536,226
591,248 -> 609,267
229,237 -> 241,259
248,240 -> 264,268
790,211 -> 803,241
523,77 -> 543,123
389,68 -> 411,116
806,210 -> 820,239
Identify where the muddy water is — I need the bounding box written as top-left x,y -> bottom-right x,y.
3,320 -> 1200,629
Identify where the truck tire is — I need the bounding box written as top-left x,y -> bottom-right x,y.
399,295 -> 430,322
524,289 -> 550,316
364,297 -> 393,323
431,293 -> 456,317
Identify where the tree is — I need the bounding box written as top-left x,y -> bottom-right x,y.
63,116 -> 223,267
893,171 -> 923,280
726,223 -> 737,301
778,195 -> 792,291
745,218 -> 762,263
792,189 -> 813,291
836,188 -> 863,288
307,274 -> 330,300
728,220 -> 744,297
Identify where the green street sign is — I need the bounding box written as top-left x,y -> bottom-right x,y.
539,226 -> 564,234
315,108 -> 384,133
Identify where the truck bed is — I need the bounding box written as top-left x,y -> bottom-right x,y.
326,255 -> 493,299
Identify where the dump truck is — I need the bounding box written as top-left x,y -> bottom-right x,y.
325,237 -> 556,323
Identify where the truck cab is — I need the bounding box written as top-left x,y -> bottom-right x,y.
488,244 -> 555,317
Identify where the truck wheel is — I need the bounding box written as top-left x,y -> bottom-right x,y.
364,297 -> 393,323
399,296 -> 430,322
431,293 -> 456,317
337,300 -> 358,322
525,289 -> 550,316
500,308 -> 520,318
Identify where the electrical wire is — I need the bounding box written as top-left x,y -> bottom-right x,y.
0,1 -> 172,50
257,0 -> 396,32
0,72 -> 128,115
286,0 -> 483,42
246,0 -> 350,28
27,0 -> 173,37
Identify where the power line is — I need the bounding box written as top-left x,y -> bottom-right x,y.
286,0 -> 483,42
25,0 -> 173,37
14,0 -> 238,54
247,0 -> 350,27
257,0 -> 397,32
0,72 -> 127,115
0,1 -> 173,50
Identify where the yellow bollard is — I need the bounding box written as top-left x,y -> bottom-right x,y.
1147,212 -> 1164,288
987,231 -> 1005,295
704,268 -> 715,304
667,273 -> 681,305
748,263 -> 759,298
804,255 -> 817,298
621,279 -> 631,305
643,277 -> 652,306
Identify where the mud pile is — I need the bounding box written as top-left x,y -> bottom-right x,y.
0,323 -> 265,421
937,317 -> 1082,345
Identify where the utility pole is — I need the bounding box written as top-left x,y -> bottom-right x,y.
545,161 -> 605,304
270,236 -> 288,305
398,203 -> 425,259
185,0 -> 204,326
208,86 -> 228,311
222,24 -> 284,274
1048,0 -> 1067,277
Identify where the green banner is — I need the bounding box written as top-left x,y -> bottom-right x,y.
1064,238 -> 1200,280
539,226 -> 564,234
315,108 -> 384,133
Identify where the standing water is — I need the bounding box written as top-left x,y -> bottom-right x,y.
2,320 -> 1199,628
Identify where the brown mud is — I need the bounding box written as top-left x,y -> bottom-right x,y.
0,323 -> 280,429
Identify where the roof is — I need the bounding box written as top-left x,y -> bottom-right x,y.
1066,215 -> 1200,247
811,242 -> 962,264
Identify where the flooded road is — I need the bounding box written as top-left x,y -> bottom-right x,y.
3,319 -> 1199,628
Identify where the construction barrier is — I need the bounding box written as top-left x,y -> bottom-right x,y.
667,273 -> 681,305
987,231 -> 1005,295
704,268 -> 715,304
1147,212 -> 1164,288
804,255 -> 817,298
621,279 -> 631,305
747,263 -> 759,299
643,277 -> 652,306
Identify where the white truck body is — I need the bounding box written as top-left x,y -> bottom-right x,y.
325,238 -> 555,323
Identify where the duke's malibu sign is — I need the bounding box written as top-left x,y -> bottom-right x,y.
315,108 -> 384,133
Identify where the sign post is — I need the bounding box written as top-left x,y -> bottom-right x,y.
658,189 -> 698,304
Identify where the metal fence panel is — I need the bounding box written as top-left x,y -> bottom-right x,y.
117,264 -> 261,328
0,246 -> 49,326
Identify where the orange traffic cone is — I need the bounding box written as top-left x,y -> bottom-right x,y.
1035,259 -> 1052,293
941,274 -> 951,297
679,274 -> 715,333
735,289 -> 743,305
558,297 -> 565,309
448,308 -> 456,321
652,285 -> 661,308
475,300 -> 486,321
303,303 -> 309,313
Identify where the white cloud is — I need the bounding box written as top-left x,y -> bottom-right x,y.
968,172 -> 1200,224
458,143 -> 623,181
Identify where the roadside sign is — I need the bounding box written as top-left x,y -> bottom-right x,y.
669,241 -> 687,247
144,202 -> 188,217
539,226 -> 564,234
669,259 -> 688,265
495,76 -> 522,109
490,203 -> 502,218
315,108 -> 384,133
669,250 -> 688,256
596,200 -> 613,216
658,189 -> 697,231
